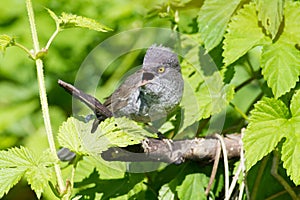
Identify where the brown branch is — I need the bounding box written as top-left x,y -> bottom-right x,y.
101,134 -> 241,164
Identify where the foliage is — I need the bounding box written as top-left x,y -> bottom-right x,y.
0,0 -> 300,199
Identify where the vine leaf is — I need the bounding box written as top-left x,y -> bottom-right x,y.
256,0 -> 283,39
0,147 -> 56,199
244,90 -> 300,185
260,1 -> 300,98
0,35 -> 15,53
47,9 -> 112,32
58,117 -> 155,156
197,0 -> 241,52
223,2 -> 270,66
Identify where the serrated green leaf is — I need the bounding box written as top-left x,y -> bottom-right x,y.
256,0 -> 283,39
260,2 -> 300,98
281,90 -> 300,185
197,0 -> 241,52
57,117 -> 85,154
58,117 -> 155,156
243,98 -> 290,170
59,12 -> 112,32
223,2 -> 270,66
0,147 -> 56,199
282,1 -> 300,44
261,42 -> 300,98
0,34 -> 15,53
176,173 -> 208,200
0,168 -> 26,198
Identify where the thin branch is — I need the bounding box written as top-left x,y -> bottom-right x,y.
14,42 -> 35,59
45,28 -> 60,50
101,134 -> 241,163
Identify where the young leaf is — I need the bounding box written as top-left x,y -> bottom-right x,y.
243,97 -> 290,171
0,147 -> 56,199
176,173 -> 208,200
47,9 -> 112,32
0,35 -> 15,53
197,0 -> 241,52
223,2 -> 270,66
256,0 -> 283,39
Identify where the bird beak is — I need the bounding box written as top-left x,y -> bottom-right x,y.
139,72 -> 155,87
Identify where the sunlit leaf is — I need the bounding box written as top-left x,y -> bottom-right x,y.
261,42 -> 300,98
223,2 -> 270,66
243,97 -> 290,170
256,0 -> 283,39
281,90 -> 300,185
0,147 -> 56,199
198,0 -> 241,52
58,117 -> 155,156
158,183 -> 175,200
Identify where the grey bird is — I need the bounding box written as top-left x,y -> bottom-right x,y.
59,44 -> 184,133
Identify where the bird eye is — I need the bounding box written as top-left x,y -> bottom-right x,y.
158,66 -> 165,73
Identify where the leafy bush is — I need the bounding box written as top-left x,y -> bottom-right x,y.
0,0 -> 299,199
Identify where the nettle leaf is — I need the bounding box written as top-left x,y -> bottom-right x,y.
0,34 -> 15,53
256,0 -> 283,39
158,183 -> 175,200
0,147 -> 56,199
223,2 -> 270,66
176,173 -> 208,200
47,9 -> 112,32
261,2 -> 300,98
244,90 -> 300,184
58,117 -> 155,156
197,0 -> 241,52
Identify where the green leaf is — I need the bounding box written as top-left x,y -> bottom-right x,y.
179,47 -> 234,133
176,173 -> 208,200
158,184 -> 175,200
0,34 -> 15,53
47,9 -> 112,32
256,0 -> 283,39
58,117 -> 155,156
281,90 -> 300,185
260,2 -> 300,98
57,117 -> 85,154
223,2 -> 270,66
261,42 -> 300,98
0,147 -> 56,199
243,97 -> 290,170
197,0 -> 241,52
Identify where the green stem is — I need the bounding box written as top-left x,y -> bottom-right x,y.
25,0 -> 65,194
45,28 -> 60,50
14,42 -> 35,59
229,102 -> 249,121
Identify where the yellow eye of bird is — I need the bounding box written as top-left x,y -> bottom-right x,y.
158,66 -> 165,73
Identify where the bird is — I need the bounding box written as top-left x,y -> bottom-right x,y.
59,44 -> 184,133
